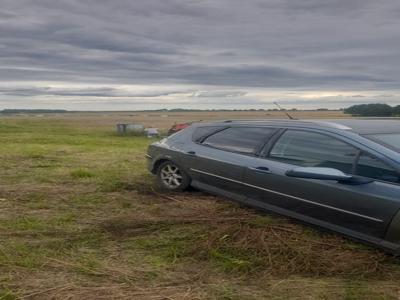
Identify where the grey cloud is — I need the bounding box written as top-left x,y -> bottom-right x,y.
0,86 -> 196,98
275,97 -> 400,106
282,0 -> 369,14
376,94 -> 395,98
0,87 -> 117,97
175,64 -> 391,89
0,0 -> 400,109
191,91 -> 247,98
0,10 -> 16,18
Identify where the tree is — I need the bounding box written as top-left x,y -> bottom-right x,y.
393,105 -> 400,116
344,103 -> 394,117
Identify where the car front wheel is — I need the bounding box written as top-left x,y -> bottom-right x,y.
156,161 -> 190,191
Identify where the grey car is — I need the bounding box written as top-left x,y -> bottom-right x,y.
146,119 -> 400,253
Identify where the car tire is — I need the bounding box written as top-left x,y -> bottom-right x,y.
156,161 -> 191,191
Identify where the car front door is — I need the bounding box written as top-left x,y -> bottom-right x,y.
243,129 -> 400,240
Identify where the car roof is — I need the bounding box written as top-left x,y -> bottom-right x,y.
319,119 -> 400,135
198,118 -> 400,135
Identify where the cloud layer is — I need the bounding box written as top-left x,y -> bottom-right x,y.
1,0 -> 400,109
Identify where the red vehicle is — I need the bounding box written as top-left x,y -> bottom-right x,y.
168,122 -> 191,135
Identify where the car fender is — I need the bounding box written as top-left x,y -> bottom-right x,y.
149,149 -> 187,174
385,209 -> 400,244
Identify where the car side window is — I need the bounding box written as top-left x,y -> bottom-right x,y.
356,153 -> 400,184
268,130 -> 358,174
202,127 -> 275,154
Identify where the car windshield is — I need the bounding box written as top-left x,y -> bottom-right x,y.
366,133 -> 400,152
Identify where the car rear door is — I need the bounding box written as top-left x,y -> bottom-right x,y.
183,126 -> 278,200
243,129 -> 400,239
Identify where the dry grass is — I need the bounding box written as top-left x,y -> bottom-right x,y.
0,113 -> 400,300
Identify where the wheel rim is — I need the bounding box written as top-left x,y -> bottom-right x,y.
160,164 -> 183,188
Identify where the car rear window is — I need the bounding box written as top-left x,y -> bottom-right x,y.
192,126 -> 226,142
202,127 -> 276,154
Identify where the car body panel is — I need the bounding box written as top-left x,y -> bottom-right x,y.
243,156 -> 399,237
184,148 -> 249,200
147,119 -> 400,253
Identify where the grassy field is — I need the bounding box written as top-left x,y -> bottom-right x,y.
1,112 -> 400,299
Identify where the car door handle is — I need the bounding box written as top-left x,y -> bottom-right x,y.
186,151 -> 197,156
248,166 -> 272,174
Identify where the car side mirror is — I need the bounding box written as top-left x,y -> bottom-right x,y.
286,167 -> 374,185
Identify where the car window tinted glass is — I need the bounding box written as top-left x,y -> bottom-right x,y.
367,133 -> 400,152
202,127 -> 275,154
269,130 -> 358,174
356,153 -> 400,184
192,126 -> 226,142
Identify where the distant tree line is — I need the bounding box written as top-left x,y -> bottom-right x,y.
344,103 -> 400,117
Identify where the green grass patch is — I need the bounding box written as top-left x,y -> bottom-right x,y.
70,168 -> 95,179
125,225 -> 207,268
209,247 -> 257,273
246,215 -> 280,227
0,288 -> 18,300
0,241 -> 52,269
0,216 -> 49,232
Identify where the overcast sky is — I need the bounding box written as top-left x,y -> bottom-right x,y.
1,0 -> 399,110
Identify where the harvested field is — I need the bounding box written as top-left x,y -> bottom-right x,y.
0,112 -> 399,300
0,110 -> 346,132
